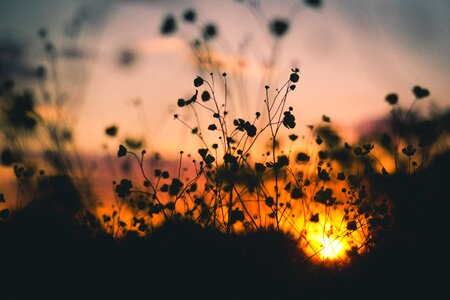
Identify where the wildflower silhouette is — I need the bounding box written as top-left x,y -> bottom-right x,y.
270,18 -> 290,38
412,85 -> 430,99
385,93 -> 398,105
105,125 -> 118,137
0,193 -> 9,220
202,24 -> 218,40
182,9 -> 197,23
304,0 -> 323,8
111,67 -> 393,269
117,145 -> 127,157
160,14 -> 177,35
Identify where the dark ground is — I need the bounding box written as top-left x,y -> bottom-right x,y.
0,151 -> 449,298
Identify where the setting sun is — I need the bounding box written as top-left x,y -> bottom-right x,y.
317,234 -> 345,260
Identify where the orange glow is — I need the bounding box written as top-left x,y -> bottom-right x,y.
297,207 -> 367,262
312,234 -> 344,260
0,151 -> 383,264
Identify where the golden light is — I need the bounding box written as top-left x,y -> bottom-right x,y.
88,150 -> 378,264
292,201 -> 370,263
307,231 -> 346,261
322,236 -> 344,259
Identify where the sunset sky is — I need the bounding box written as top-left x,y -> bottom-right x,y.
1,0 -> 449,157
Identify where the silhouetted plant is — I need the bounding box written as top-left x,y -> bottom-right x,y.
0,193 -> 9,220
157,1 -> 321,114
113,69 -> 392,265
0,28 -> 97,223
377,84 -> 436,175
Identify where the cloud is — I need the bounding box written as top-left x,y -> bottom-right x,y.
136,37 -> 187,55
0,37 -> 35,80
136,36 -> 267,78
334,1 -> 450,68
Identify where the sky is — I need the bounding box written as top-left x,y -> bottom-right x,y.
1,0 -> 449,158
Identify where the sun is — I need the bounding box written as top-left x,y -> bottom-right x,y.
303,229 -> 348,261
295,209 -> 356,262
320,235 -> 344,260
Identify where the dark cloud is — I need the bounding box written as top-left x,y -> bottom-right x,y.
336,1 -> 450,59
0,37 -> 35,80
64,2 -> 113,38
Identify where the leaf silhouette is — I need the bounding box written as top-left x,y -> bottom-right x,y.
265,197 -> 274,207
204,154 -> 215,164
0,209 -> 10,220
385,93 -> 398,105
161,15 -> 177,35
208,124 -> 217,131
115,179 -> 133,198
201,91 -> 210,101
105,125 -> 118,137
304,0 -> 322,8
125,139 -> 142,150
289,134 -> 298,141
169,178 -> 183,196
117,145 -> 127,157
255,163 -> 266,173
402,144 -> 416,157
314,188 -> 335,206
1,149 -> 15,166
230,208 -> 245,224
276,155 -> 289,168
381,133 -> 393,149
182,9 -> 196,23
347,220 -> 357,231
310,213 -> 319,223
269,18 -> 289,38
291,188 -> 303,199
282,111 -> 296,129
290,72 -> 299,83
296,152 -> 310,162
202,24 -> 218,40
160,184 -> 169,192
318,168 -> 330,181
412,85 -> 430,99
194,76 -> 204,87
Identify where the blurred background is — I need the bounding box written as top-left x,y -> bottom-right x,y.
1,0 -> 449,150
